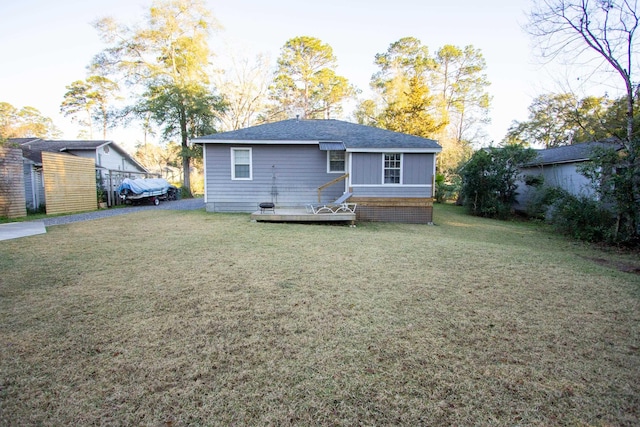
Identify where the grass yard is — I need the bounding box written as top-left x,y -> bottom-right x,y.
1,204 -> 639,426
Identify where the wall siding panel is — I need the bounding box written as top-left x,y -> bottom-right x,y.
351,186 -> 432,198
205,144 -> 345,212
403,153 -> 432,184
351,153 -> 381,185
42,152 -> 96,215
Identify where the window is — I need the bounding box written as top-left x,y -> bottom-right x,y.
231,148 -> 252,180
328,150 -> 345,173
384,153 -> 401,184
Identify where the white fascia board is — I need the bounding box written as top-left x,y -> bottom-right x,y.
96,141 -> 112,149
347,147 -> 442,153
195,139 -> 320,145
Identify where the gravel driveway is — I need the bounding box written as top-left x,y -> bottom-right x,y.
42,198 -> 205,226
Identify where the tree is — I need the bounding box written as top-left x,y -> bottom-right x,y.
459,145 -> 537,219
134,139 -> 182,181
360,37 -> 447,138
92,0 -> 225,193
60,75 -> 119,139
433,45 -> 491,145
528,0 -> 639,242
431,45 -> 491,177
503,93 -> 621,147
579,144 -> 639,244
0,102 -> 61,140
268,36 -> 356,120
215,53 -> 272,131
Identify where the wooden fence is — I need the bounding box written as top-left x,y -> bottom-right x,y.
0,146 -> 27,218
42,152 -> 96,215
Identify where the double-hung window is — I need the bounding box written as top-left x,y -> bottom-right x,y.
231,148 -> 252,180
328,150 -> 345,173
383,153 -> 401,184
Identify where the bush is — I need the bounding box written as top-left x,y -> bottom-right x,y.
546,192 -> 615,242
525,185 -> 566,219
435,173 -> 460,203
459,145 -> 537,219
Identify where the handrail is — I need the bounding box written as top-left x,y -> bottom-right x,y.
317,173 -> 349,202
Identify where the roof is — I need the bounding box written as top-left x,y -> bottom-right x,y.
193,119 -> 441,152
525,140 -> 624,167
13,138 -> 148,172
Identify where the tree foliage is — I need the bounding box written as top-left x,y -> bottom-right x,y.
215,53 -> 271,131
363,37 -> 445,137
459,145 -> 537,219
92,0 -> 224,193
528,1 -> 640,245
0,102 -> 61,140
579,145 -> 640,245
503,93 -> 627,147
268,36 -> 356,120
528,0 -> 638,142
433,44 -> 491,144
60,76 -> 119,139
357,38 -> 490,176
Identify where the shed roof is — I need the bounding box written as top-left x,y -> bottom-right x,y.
525,140 -> 624,167
13,138 -> 148,173
193,119 -> 441,151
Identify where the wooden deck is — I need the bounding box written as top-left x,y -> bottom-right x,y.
251,208 -> 356,224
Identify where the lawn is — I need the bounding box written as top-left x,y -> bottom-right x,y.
1,204 -> 638,426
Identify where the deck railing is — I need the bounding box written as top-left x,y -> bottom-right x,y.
317,173 -> 349,202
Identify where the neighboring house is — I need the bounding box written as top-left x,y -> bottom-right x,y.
13,138 -> 148,210
193,118 -> 442,223
515,140 -> 623,212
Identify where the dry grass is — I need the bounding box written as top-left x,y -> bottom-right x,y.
1,204 -> 639,426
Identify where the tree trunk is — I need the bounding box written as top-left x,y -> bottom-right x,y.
180,104 -> 191,195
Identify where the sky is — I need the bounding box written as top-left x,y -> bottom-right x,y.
0,0 -> 623,150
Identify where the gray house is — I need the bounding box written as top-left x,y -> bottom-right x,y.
515,140 -> 623,211
14,138 -> 148,210
193,119 -> 442,223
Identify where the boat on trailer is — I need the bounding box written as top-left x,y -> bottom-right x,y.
117,178 -> 178,205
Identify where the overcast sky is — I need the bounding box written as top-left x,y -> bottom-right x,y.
0,0 -> 624,149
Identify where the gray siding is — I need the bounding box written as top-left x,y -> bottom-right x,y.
515,162 -> 595,211
403,153 -> 433,184
350,152 -> 434,198
23,163 -> 45,210
205,144 -> 345,212
352,186 -> 432,198
23,163 -> 34,210
351,153 -> 381,185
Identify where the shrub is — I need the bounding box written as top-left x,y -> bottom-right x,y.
546,192 -> 615,242
435,173 -> 460,203
459,145 -> 537,219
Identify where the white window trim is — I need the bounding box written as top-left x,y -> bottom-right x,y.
326,150 -> 346,173
382,153 -> 402,185
231,147 -> 252,180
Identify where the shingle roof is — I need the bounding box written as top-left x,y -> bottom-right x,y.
526,140 -> 624,166
193,119 -> 441,151
13,138 -> 147,172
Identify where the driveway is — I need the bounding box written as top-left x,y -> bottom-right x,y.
0,198 -> 205,241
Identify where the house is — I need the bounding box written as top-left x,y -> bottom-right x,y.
515,140 -> 623,211
13,138 -> 148,210
192,119 -> 442,224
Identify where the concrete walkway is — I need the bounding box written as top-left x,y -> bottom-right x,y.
0,198 -> 205,241
0,221 -> 47,241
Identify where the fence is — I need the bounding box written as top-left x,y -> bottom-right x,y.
0,146 -> 27,218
